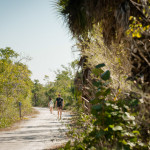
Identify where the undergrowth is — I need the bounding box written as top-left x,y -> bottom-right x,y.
60,64 -> 149,150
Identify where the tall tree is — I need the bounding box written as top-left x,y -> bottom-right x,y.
0,47 -> 32,128
57,0 -> 150,93
56,0 -> 150,147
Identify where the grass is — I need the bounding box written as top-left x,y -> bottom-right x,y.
0,107 -> 39,131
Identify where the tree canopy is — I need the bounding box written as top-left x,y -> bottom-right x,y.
0,47 -> 32,128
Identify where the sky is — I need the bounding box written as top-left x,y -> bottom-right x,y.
0,0 -> 78,84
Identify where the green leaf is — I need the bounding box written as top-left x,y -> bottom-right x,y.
89,129 -> 98,136
122,112 -> 135,121
137,141 -> 144,147
77,144 -> 85,150
90,98 -> 104,104
122,139 -> 127,145
101,88 -> 111,96
92,104 -> 102,111
92,80 -> 102,87
104,128 -> 108,131
126,141 -> 136,148
64,140 -> 71,149
92,68 -> 104,76
132,130 -> 140,135
95,91 -> 102,97
95,63 -> 105,68
109,125 -> 114,128
129,99 -> 139,107
123,132 -> 134,137
124,105 -> 130,111
111,112 -> 118,116
90,98 -> 99,104
112,126 -> 123,131
95,130 -> 105,138
93,120 -> 101,125
101,70 -> 110,81
130,137 -> 137,142
111,105 -> 119,110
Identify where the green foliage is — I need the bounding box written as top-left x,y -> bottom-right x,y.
56,0 -> 150,148
101,70 -> 110,81
0,47 -> 19,60
61,64 -> 148,150
53,63 -> 78,109
32,79 -> 47,106
0,47 -> 32,128
31,60 -> 79,109
95,63 -> 105,68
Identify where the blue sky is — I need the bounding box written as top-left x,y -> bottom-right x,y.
0,0 -> 77,84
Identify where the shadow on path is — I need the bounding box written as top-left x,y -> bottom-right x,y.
0,107 -> 72,150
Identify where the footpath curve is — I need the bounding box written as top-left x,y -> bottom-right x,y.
0,107 -> 71,150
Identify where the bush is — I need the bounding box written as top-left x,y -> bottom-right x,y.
61,64 -> 149,150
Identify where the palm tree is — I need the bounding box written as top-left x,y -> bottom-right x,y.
57,0 -> 150,93
56,0 -> 150,144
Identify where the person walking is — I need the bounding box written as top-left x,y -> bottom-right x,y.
48,97 -> 54,114
55,94 -> 64,120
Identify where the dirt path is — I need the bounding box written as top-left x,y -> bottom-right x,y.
0,107 -> 72,150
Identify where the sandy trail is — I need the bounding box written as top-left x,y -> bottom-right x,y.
0,107 -> 71,150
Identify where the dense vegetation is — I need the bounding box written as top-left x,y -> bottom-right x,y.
0,1 -> 149,149
0,47 -> 32,128
56,0 -> 150,149
62,65 -> 148,149
0,47 -> 78,128
32,61 -> 78,109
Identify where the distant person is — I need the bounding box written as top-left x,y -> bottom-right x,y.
48,97 -> 54,114
55,94 -> 64,120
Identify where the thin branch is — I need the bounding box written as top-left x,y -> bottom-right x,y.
129,0 -> 149,22
130,0 -> 142,7
134,40 -> 150,66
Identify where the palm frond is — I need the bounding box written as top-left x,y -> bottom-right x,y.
56,0 -> 149,45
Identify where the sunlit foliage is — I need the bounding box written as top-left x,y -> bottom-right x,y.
0,47 -> 32,128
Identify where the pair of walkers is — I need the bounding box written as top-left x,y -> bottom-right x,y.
48,94 -> 64,120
